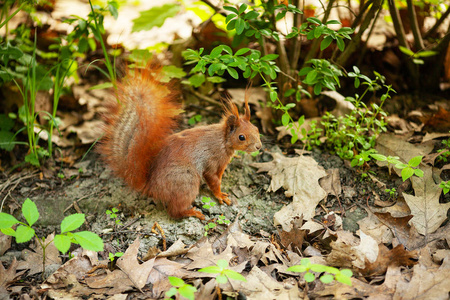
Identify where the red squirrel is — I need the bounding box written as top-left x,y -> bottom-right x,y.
98,65 -> 262,220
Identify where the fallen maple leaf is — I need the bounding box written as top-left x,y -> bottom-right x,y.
251,150 -> 327,231
402,167 -> 449,235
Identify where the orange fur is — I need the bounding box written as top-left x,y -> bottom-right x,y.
98,66 -> 262,219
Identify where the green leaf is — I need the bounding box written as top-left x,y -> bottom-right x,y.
217,259 -> 228,269
73,231 -> 104,252
340,269 -> 353,277
0,213 -> 19,229
238,3 -> 248,14
227,67 -> 239,79
401,167 -> 414,182
178,284 -> 197,300
261,54 -> 279,61
307,17 -> 321,25
310,264 -> 327,272
132,4 -> 181,32
224,269 -> 247,281
1,227 -> 15,236
398,45 -> 415,56
244,10 -> 259,20
298,67 -> 313,76
320,274 -> 334,284
287,265 -> 307,273
22,198 -> 39,227
165,287 -> 177,298
301,258 -> 311,265
320,36 -> 333,51
235,17 -> 245,35
336,36 -> 345,51
414,168 -> 424,177
235,48 -> 250,56
198,266 -> 222,274
216,274 -> 228,284
210,45 -> 223,58
54,234 -> 72,254
335,273 -> 352,286
408,155 -> 422,167
313,83 -> 322,95
61,213 -> 85,233
269,91 -> 277,102
16,225 -> 35,243
89,82 -> 114,90
223,6 -> 239,14
416,50 -> 438,58
188,73 -> 205,87
304,272 -> 315,282
169,276 -> 185,287
282,113 -> 290,126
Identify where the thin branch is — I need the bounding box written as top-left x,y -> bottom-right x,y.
406,0 -> 424,50
424,5 -> 450,39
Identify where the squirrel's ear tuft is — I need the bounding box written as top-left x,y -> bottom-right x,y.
226,115 -> 238,133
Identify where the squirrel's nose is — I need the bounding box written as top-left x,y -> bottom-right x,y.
255,142 -> 262,150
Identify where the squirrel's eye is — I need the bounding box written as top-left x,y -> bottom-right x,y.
239,135 -> 246,141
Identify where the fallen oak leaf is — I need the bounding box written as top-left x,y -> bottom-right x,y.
251,150 -> 327,231
402,167 -> 449,235
359,244 -> 418,276
374,212 -> 425,250
116,237 -> 155,290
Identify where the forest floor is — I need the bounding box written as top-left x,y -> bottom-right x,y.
1,1 -> 450,299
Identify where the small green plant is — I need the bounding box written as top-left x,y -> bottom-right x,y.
371,154 -> 424,181
385,187 -> 396,199
188,114 -> 202,125
198,259 -> 246,284
106,207 -> 123,226
440,181 -> 449,195
201,196 -> 216,209
398,46 -> 438,65
0,198 -> 104,254
287,258 -> 353,286
165,276 -> 197,300
108,252 -> 124,262
0,198 -> 104,278
436,136 -> 450,163
203,215 -> 231,237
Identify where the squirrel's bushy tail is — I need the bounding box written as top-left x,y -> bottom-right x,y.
98,65 -> 181,193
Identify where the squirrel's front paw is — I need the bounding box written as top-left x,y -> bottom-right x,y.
217,192 -> 231,206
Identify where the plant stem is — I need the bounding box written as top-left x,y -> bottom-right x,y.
406,0 -> 424,50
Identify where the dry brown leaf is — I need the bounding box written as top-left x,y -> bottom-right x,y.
327,230 -> 378,269
375,133 -> 434,176
357,212 -> 394,244
147,257 -> 194,297
319,168 -> 342,197
321,90 -> 356,117
185,240 -> 234,270
17,233 -> 62,276
0,232 -> 11,256
279,222 -> 306,254
227,266 -> 302,299
251,151 -> 327,231
116,237 -> 155,289
43,254 -> 96,289
0,257 -> 22,288
359,244 -> 418,276
402,167 -> 449,235
393,249 -> 450,299
374,212 -> 425,249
